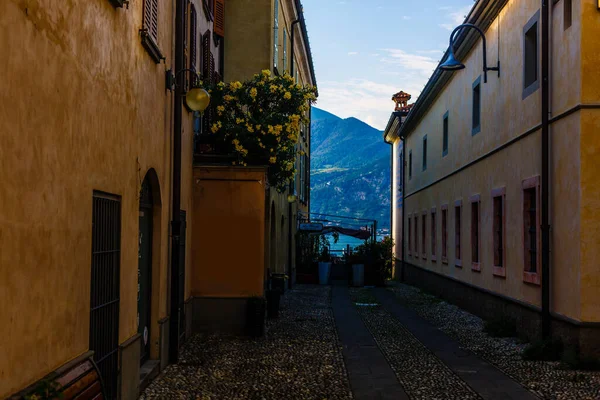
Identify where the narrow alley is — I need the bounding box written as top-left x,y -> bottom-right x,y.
141,284 -> 600,400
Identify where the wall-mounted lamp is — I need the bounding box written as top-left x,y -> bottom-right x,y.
166,68 -> 211,112
439,23 -> 500,83
287,194 -> 297,203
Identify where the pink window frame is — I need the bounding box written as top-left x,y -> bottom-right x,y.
431,207 -> 437,262
492,187 -> 506,278
454,199 -> 462,268
522,176 -> 541,285
407,214 -> 412,256
421,210 -> 427,259
441,204 -> 448,264
470,194 -> 481,272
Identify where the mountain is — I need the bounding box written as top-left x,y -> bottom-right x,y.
310,108 -> 390,230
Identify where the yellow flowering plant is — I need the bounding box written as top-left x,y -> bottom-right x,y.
200,70 -> 317,191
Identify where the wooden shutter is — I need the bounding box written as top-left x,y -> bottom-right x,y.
190,4 -> 198,73
214,0 -> 225,37
202,31 -> 211,79
143,0 -> 159,42
210,52 -> 215,84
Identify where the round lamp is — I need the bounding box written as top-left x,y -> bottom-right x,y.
185,88 -> 211,112
287,194 -> 297,203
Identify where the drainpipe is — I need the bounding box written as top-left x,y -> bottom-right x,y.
400,135 -> 406,282
287,16 -> 301,290
541,0 -> 551,339
169,0 -> 185,363
290,19 -> 300,77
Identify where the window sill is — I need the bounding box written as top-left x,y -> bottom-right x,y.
472,125 -> 481,136
442,150 -> 448,157
455,259 -> 462,268
422,253 -> 427,260
431,254 -> 437,262
493,266 -> 506,278
471,262 -> 481,272
442,257 -> 448,265
523,80 -> 540,100
523,271 -> 541,285
140,32 -> 163,64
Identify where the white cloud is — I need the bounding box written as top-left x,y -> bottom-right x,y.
379,48 -> 438,77
439,4 -> 472,30
348,51 -> 359,56
402,16 -> 411,20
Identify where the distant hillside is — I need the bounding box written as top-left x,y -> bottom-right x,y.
310,108 -> 390,229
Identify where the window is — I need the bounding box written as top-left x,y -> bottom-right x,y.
214,0 -> 225,37
202,0 -> 214,20
431,208 -> 437,261
422,136 -> 428,171
523,12 -> 540,98
492,187 -> 506,277
274,0 -> 279,70
455,200 -> 462,267
422,212 -> 427,259
414,213 -> 419,256
442,112 -> 449,156
441,204 -> 448,263
523,176 -> 540,284
470,195 -> 481,271
190,4 -> 198,74
564,0 -> 572,30
472,77 -> 481,135
398,153 -> 403,194
408,216 -> 412,256
141,0 -> 163,63
409,150 -> 413,180
90,192 -> 121,400
283,29 -> 288,72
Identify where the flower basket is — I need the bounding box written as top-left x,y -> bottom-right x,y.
199,70 -> 317,191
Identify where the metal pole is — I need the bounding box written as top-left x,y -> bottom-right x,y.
541,0 -> 551,339
169,0 -> 185,364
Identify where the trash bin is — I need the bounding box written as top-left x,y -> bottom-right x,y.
352,264 -> 365,287
318,262 -> 331,285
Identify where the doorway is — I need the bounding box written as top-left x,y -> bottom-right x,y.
138,176 -> 153,364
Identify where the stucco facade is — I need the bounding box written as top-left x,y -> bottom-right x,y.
224,0 -> 316,280
386,0 -> 600,355
0,0 -> 228,398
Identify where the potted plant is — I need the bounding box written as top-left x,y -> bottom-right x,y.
318,246 -> 332,285
198,70 -> 317,191
246,296 -> 266,337
360,237 -> 395,286
346,250 -> 366,287
266,289 -> 281,319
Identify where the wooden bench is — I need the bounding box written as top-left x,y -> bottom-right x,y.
13,352 -> 105,400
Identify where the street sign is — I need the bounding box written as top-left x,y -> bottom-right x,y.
299,223 -> 323,232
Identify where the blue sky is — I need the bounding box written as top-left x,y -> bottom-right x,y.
302,0 -> 473,130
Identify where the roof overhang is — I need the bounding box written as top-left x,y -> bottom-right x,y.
397,0 -> 509,139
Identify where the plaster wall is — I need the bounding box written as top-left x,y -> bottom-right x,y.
191,167 -> 267,297
0,0 -> 175,396
401,0 -> 585,321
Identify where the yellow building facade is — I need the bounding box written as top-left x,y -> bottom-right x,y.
224,0 -> 317,281
386,0 -> 600,355
1,0 -> 224,398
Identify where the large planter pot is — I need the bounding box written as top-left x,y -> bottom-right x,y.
318,262 -> 331,285
352,264 -> 365,287
271,273 -> 286,294
266,289 -> 281,319
246,297 -> 266,337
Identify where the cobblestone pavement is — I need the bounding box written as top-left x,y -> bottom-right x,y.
140,285 -> 352,400
388,283 -> 600,400
348,288 -> 482,400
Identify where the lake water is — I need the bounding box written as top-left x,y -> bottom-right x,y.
326,233 -> 389,253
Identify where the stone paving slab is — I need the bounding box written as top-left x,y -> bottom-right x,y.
375,288 -> 538,400
332,285 -> 409,400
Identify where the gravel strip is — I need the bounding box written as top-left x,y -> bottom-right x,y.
388,284 -> 600,400
140,285 -> 352,400
348,288 -> 481,400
